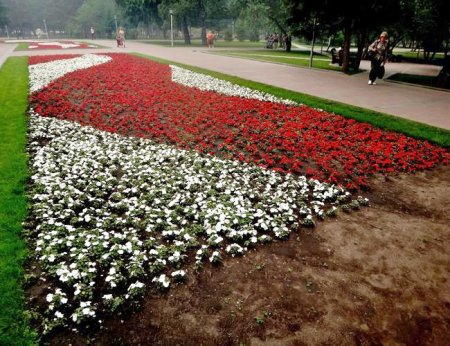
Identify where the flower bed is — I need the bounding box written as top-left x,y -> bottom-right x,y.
29,54 -> 81,65
26,53 -> 448,332
27,41 -> 94,50
29,53 -> 449,189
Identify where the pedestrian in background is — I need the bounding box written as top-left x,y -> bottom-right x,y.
207,31 -> 215,48
272,33 -> 279,50
367,31 -> 388,85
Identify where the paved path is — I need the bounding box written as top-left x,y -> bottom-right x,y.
2,40 -> 449,130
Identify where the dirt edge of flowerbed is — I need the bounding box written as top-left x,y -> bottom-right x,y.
29,165 -> 450,345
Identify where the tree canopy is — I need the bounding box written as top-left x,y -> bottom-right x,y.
1,0 -> 448,67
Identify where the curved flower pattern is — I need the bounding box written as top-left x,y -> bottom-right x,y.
27,41 -> 93,50
26,53 -> 448,331
170,65 -> 296,105
27,112 -> 353,329
29,54 -> 111,93
29,53 -> 449,189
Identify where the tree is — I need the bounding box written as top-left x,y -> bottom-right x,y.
68,0 -> 119,38
283,0 -> 401,71
115,0 -> 162,30
2,0 -> 85,36
0,0 -> 8,27
158,0 -> 228,45
233,1 -> 270,41
230,0 -> 295,49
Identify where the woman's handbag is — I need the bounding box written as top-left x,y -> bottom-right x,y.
367,39 -> 380,60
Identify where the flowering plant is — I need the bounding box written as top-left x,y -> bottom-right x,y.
25,53 -> 448,332
29,53 -> 449,190
27,41 -> 94,50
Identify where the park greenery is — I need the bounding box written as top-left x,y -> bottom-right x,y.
0,57 -> 38,345
1,0 -> 449,70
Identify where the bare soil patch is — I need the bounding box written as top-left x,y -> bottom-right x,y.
40,166 -> 450,345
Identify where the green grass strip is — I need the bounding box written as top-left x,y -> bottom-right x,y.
209,49 -> 350,73
388,73 -> 450,92
14,42 -> 30,51
138,39 -> 265,48
0,57 -> 37,345
134,53 -> 450,148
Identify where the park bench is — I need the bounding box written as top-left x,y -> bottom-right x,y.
330,48 -> 358,70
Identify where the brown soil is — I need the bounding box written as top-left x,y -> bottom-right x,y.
43,166 -> 450,345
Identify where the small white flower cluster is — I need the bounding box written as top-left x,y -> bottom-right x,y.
30,42 -> 83,49
170,65 -> 297,105
29,54 -> 112,93
27,112 -> 353,328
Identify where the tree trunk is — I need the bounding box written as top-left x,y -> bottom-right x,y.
342,21 -> 352,72
354,30 -> 368,70
326,36 -> 333,52
198,0 -> 207,45
182,16 -> 191,45
286,36 -> 291,52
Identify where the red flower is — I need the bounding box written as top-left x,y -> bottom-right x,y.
29,53 -> 450,189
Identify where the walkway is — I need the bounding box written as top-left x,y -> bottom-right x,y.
1,40 -> 449,130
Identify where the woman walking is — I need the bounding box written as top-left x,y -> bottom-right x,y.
368,31 -> 388,85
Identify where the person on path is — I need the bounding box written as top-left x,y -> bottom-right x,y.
90,27 -> 95,40
207,31 -> 215,48
367,31 -> 388,85
116,27 -> 126,47
272,33 -> 279,50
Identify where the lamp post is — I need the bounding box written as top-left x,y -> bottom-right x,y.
169,9 -> 174,47
43,19 -> 49,39
309,17 -> 317,68
114,15 -> 118,33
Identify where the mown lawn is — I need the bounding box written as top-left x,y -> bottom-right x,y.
208,48 -> 347,72
138,39 -> 266,48
0,57 -> 37,345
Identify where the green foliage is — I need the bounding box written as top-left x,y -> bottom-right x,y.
232,0 -> 271,40
0,57 -> 37,345
3,0 -> 84,32
0,0 -> 8,26
67,0 -> 120,38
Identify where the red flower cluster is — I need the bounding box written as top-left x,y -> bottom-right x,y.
29,54 -> 81,65
30,54 -> 449,189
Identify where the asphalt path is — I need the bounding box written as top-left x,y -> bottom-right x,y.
1,39 -> 449,130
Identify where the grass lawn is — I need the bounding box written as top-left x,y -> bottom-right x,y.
14,42 -> 30,51
0,57 -> 37,345
388,73 -> 450,91
392,50 -> 445,65
14,41 -> 105,51
208,49 -> 349,72
138,39 -> 267,48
